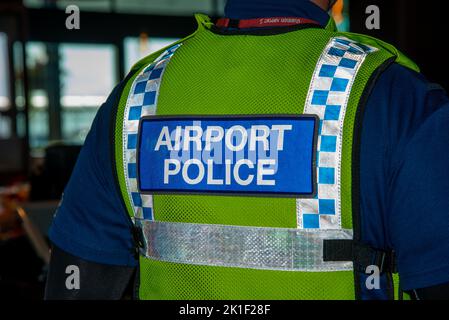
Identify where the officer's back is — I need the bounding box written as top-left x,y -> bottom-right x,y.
45,0 -> 449,300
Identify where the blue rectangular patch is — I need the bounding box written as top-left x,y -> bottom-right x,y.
137,115 -> 318,197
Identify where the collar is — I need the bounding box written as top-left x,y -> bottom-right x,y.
224,0 -> 330,27
194,14 -> 337,36
216,17 -> 321,29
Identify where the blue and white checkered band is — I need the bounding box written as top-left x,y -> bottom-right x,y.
297,37 -> 377,230
123,44 -> 182,220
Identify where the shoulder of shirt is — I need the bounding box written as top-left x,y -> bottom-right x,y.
374,62 -> 447,102
367,61 -> 447,127
368,62 -> 448,155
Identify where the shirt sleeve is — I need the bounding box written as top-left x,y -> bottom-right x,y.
389,98 -> 449,291
48,83 -> 138,267
361,62 -> 449,291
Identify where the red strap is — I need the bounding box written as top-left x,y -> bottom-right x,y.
216,17 -> 320,29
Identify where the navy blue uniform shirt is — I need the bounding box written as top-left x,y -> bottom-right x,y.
49,0 -> 449,291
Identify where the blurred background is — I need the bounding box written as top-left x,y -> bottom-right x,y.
0,0 -> 447,300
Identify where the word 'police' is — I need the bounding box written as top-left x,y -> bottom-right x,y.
154,124 -> 293,186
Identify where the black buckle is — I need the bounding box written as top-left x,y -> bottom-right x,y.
353,243 -> 396,274
323,239 -> 397,274
131,226 -> 145,258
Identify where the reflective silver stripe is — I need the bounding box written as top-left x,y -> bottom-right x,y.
136,219 -> 353,272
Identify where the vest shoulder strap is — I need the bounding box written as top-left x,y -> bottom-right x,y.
336,32 -> 420,73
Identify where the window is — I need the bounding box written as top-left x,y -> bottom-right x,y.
0,115 -> 11,139
0,32 -> 10,111
24,38 -> 178,149
60,44 -> 117,144
26,42 -> 50,149
114,0 -> 215,16
24,0 -> 226,16
124,36 -> 178,72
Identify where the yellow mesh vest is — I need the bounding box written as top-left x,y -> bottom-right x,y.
114,15 -> 418,300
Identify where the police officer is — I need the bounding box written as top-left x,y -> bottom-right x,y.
45,0 -> 449,300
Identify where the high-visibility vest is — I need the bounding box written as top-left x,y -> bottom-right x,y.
113,14 -> 419,300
